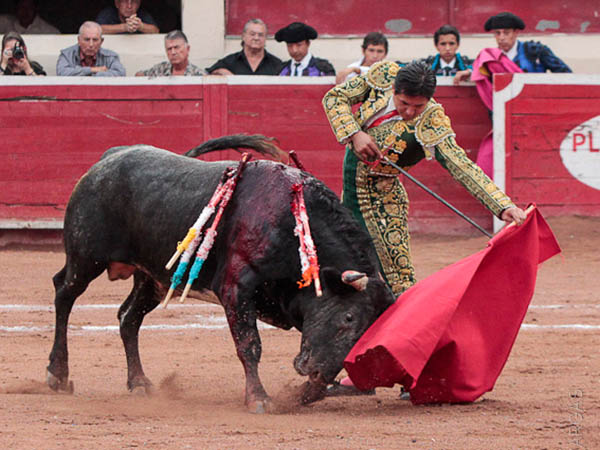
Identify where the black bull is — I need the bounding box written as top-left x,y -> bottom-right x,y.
47,135 -> 395,413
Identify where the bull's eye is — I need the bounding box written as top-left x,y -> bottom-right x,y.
345,313 -> 353,323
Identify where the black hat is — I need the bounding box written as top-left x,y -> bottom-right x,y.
484,12 -> 525,31
275,22 -> 318,43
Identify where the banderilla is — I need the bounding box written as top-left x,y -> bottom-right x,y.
382,156 -> 492,238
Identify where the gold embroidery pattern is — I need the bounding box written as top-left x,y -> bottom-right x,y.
355,161 -> 415,295
323,61 -> 400,144
365,60 -> 399,92
416,102 -> 456,148
435,137 -> 515,217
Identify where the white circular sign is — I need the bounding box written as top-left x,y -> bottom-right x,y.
560,115 -> 600,190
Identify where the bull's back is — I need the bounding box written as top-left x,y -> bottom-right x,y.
62,146 -> 301,281
63,146 -> 229,266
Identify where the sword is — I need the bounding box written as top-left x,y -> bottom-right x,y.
381,156 -> 493,238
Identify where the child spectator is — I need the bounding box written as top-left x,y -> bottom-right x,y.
335,32 -> 388,84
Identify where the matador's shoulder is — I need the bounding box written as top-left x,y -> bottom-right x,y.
365,61 -> 400,92
416,100 -> 456,148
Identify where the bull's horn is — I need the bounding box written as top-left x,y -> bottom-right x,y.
341,271 -> 368,291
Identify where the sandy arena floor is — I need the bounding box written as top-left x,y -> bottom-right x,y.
0,215 -> 598,449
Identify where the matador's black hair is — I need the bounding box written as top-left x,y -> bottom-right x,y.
394,61 -> 437,99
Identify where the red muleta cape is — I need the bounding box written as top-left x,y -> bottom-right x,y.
344,206 -> 561,404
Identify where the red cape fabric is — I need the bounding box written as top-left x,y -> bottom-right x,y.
344,207 -> 561,404
471,47 -> 523,110
471,48 -> 523,177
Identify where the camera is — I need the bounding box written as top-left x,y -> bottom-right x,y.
12,43 -> 25,60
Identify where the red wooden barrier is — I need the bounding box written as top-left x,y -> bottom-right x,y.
493,74 -> 600,228
0,77 -> 503,237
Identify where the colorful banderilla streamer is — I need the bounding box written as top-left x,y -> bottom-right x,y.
291,183 -> 322,297
162,153 -> 251,307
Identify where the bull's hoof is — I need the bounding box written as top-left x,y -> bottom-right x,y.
46,369 -> 74,394
300,381 -> 327,405
131,385 -> 150,396
246,398 -> 272,414
128,376 -> 154,396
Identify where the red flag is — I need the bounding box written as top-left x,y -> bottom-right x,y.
344,206 -> 561,404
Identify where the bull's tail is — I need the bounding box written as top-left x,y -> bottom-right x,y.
184,134 -> 286,161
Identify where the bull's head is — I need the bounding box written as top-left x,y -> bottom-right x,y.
293,267 -> 395,403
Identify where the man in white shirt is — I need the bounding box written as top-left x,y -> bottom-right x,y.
336,32 -> 388,84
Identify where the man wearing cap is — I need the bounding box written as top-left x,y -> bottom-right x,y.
455,12 -> 571,177
455,11 -> 571,83
485,11 -> 571,73
275,22 -> 335,77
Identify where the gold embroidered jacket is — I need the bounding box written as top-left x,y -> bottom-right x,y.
322,60 -> 515,217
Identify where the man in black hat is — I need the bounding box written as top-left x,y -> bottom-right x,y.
455,12 -> 572,177
275,22 -> 335,77
457,11 -> 570,80
487,11 -> 571,72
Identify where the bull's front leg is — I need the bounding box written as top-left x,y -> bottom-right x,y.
219,280 -> 269,413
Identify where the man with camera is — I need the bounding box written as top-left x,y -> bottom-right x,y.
0,31 -> 46,76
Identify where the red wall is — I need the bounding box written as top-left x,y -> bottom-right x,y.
502,79 -> 600,217
0,80 -> 491,235
226,0 -> 600,35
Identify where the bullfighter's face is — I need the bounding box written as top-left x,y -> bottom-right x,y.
287,40 -> 310,62
494,28 -> 519,53
393,93 -> 429,121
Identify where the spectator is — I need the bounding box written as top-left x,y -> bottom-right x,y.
455,12 -> 571,84
96,0 -> 159,34
0,31 -> 45,75
419,25 -> 473,80
0,0 -> 60,34
56,21 -> 126,77
135,30 -> 204,77
335,32 -> 388,84
461,12 -> 571,177
206,18 -> 283,75
274,22 -> 335,77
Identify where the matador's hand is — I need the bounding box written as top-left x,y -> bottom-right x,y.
350,131 -> 382,161
500,207 -> 527,225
